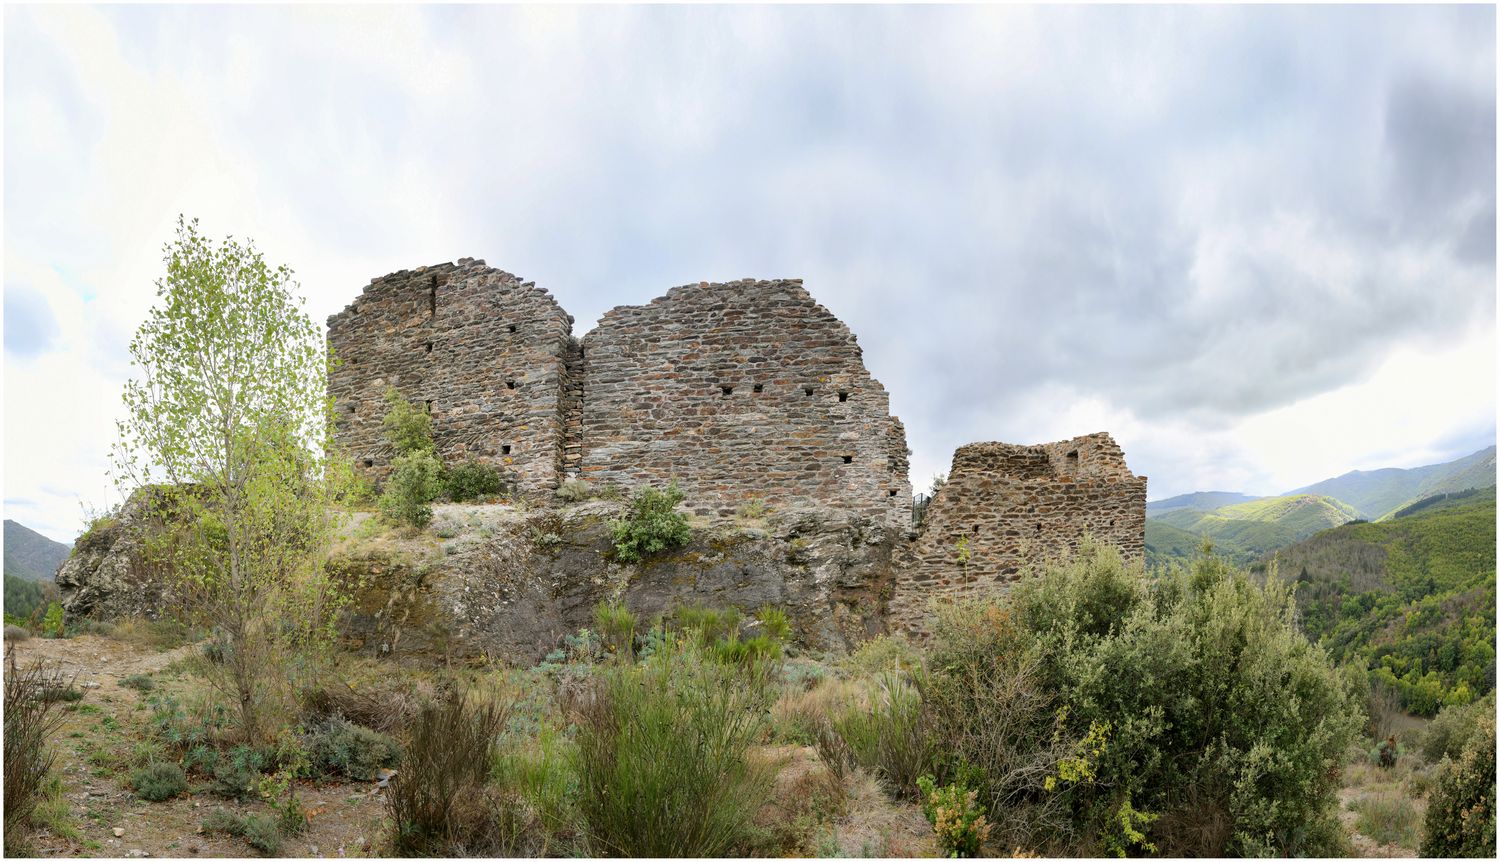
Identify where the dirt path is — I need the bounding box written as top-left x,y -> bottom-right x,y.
11,634 -> 386,858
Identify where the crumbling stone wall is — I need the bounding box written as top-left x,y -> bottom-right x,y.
579,279 -> 912,524
888,432 -> 1147,631
327,259 -> 574,496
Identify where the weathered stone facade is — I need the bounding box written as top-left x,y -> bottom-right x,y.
888,432 -> 1147,631
327,259 -> 574,496
330,268 -> 912,522
581,280 -> 912,522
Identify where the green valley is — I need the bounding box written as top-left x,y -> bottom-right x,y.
1260,488 -> 1496,715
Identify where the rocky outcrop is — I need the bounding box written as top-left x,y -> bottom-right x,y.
329,501 -> 901,664
56,490 -> 179,622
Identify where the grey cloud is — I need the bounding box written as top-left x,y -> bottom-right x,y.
5,4 -> 1494,502
4,285 -> 59,357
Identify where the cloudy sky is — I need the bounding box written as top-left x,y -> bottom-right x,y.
5,4 -> 1496,543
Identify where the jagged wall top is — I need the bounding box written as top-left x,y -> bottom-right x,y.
328,265 -> 912,523
327,259 -> 575,496
580,279 -> 912,521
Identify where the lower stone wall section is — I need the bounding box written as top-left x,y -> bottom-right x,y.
887,432 -> 1146,632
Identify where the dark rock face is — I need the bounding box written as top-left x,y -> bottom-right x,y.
331,502 -> 901,664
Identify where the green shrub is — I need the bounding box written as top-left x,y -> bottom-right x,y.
921,543 -> 1361,856
492,720 -> 579,850
381,387 -> 433,456
675,605 -> 743,645
593,602 -> 637,662
757,607 -> 790,643
38,684 -> 83,703
609,483 -> 692,563
304,717 -> 399,781
387,693 -> 531,856
574,637 -> 775,856
379,449 -> 444,528
211,746 -> 270,800
1422,692 -> 1494,763
832,672 -> 928,798
845,633 -> 921,675
917,775 -> 992,858
203,809 -> 283,857
1421,711 -> 1496,857
444,459 -> 505,502
40,604 -> 64,639
121,674 -> 155,693
132,762 -> 187,802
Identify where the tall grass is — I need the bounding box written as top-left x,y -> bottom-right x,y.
387,693 -> 531,856
573,636 -> 775,856
4,647 -> 73,854
1349,791 -> 1421,847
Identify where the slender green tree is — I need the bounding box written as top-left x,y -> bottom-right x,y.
113,216 -> 349,742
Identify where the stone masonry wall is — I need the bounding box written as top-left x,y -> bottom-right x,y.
327,259 -> 574,497
580,280 -> 912,524
887,432 -> 1147,631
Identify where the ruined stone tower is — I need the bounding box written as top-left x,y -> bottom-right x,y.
581,279 -> 911,522
327,259 -> 574,497
888,431 -> 1147,630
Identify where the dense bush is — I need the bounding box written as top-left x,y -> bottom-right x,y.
377,388 -> 444,527
379,450 -> 444,528
121,674 -> 155,692
444,459 -> 505,502
1421,711 -> 1496,857
573,637 -> 775,856
132,761 -> 188,801
4,649 -> 71,854
381,387 -> 433,455
1422,691 -> 1495,763
203,809 -> 284,856
609,482 -> 692,563
304,717 -> 400,781
917,775 -> 991,858
387,693 -> 530,856
922,542 -> 1361,856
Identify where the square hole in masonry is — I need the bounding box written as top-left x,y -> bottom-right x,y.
721,386 -> 733,397
502,444 -> 512,455
842,455 -> 853,464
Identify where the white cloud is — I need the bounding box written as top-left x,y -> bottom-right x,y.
3,4 -> 1494,543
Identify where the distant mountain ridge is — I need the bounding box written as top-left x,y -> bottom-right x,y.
1145,445 -> 1497,569
4,519 -> 71,582
1288,445 -> 1497,521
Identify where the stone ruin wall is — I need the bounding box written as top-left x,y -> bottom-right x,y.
327,259 -> 574,497
887,432 -> 1147,632
580,279 -> 912,523
326,261 -> 1149,638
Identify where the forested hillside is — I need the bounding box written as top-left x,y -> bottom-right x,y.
1148,493 -> 1359,564
1262,488 -> 1496,715
4,519 -> 70,582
